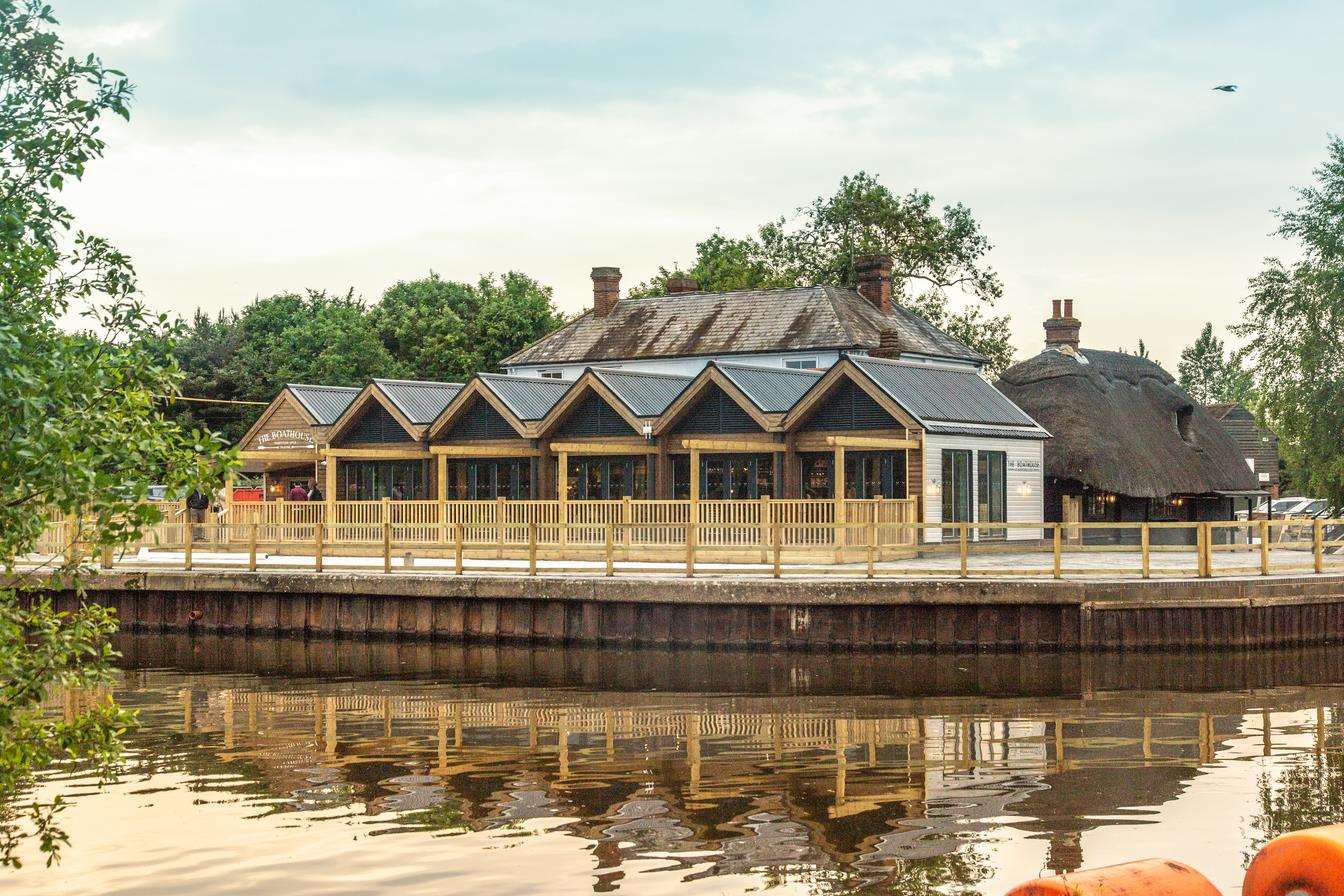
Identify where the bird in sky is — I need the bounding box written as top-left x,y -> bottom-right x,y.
1212,84 -> 1238,92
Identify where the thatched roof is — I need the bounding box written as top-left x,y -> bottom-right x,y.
996,347 -> 1258,497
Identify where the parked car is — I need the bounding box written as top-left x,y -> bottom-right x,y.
1238,496 -> 1329,520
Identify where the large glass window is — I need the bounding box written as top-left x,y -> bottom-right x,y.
941,449 -> 972,538
976,450 -> 1006,540
565,456 -> 648,500
338,460 -> 428,501
672,453 -> 775,499
798,451 -> 906,499
800,454 -> 833,499
447,458 -> 533,500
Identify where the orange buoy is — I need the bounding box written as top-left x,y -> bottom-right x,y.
1243,823 -> 1344,896
1005,859 -> 1223,896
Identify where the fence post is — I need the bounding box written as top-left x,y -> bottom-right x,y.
1141,523 -> 1150,579
100,545 -> 113,570
314,521 -> 324,573
772,520 -> 782,579
1259,519 -> 1270,575
64,516 -> 79,566
759,495 -> 771,564
439,500 -> 448,546
529,522 -> 538,576
184,527 -> 193,571
621,495 -> 632,560
605,523 -> 614,577
866,517 -> 876,579
686,523 -> 696,578
454,522 -> 464,575
249,522 -> 258,572
497,495 -> 506,559
276,498 -> 285,549
959,523 -> 968,579
1052,524 -> 1062,580
383,521 -> 392,574
1314,518 -> 1323,574
874,495 -> 884,561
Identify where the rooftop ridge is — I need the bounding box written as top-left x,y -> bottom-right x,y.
372,377 -> 465,388
589,366 -> 695,381
712,359 -> 824,377
287,383 -> 360,391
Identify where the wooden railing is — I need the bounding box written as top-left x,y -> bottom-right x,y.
29,510 -> 1344,580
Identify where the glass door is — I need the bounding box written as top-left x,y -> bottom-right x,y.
977,451 -> 1006,541
941,449 -> 972,540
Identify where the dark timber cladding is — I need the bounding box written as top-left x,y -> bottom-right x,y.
554,392 -> 637,436
443,396 -> 521,440
672,384 -> 763,433
344,402 -> 415,444
61,570 -> 1344,650
798,378 -> 896,430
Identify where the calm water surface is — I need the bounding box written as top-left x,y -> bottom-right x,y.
10,635 -> 1344,895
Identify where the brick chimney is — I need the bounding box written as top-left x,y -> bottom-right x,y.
1044,298 -> 1081,350
855,254 -> 893,313
870,328 -> 901,359
666,274 -> 700,294
591,267 -> 621,317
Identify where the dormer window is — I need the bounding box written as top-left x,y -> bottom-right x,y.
1176,405 -> 1195,444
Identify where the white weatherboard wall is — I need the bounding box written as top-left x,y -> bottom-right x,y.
922,434 -> 1044,542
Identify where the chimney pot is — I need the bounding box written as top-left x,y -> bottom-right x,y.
591,266 -> 621,317
666,274 -> 700,295
1044,299 -> 1081,351
854,253 -> 894,313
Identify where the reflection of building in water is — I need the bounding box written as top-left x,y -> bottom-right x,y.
75,670 -> 1325,894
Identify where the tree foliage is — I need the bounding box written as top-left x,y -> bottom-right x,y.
628,172 -> 1014,373
0,0 -> 228,867
165,273 -> 567,442
1235,136 -> 1344,506
1177,323 -> 1255,405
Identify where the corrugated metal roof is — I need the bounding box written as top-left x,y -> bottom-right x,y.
590,368 -> 693,417
478,373 -> 571,421
501,285 -> 985,368
373,378 -> 464,425
286,384 -> 360,425
848,355 -> 1048,437
713,362 -> 823,414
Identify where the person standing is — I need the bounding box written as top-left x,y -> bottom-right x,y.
186,489 -> 209,542
288,482 -> 309,502
307,484 -> 323,502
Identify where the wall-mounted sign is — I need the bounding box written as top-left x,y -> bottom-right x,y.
1008,458 -> 1041,472
255,428 -> 315,450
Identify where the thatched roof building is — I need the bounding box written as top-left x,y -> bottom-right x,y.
995,302 -> 1259,539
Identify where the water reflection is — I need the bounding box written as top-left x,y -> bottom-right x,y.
14,635 -> 1344,895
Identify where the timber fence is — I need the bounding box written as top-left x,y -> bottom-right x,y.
26,500 -> 1344,581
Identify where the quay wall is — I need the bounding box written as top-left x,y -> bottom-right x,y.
42,570 -> 1344,651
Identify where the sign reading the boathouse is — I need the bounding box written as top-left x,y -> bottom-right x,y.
1008,458 -> 1040,472
256,428 -> 315,450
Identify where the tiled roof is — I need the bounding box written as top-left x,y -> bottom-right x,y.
590,368 -> 693,417
373,378 -> 464,425
713,361 -> 823,414
478,373 -> 571,421
286,384 -> 360,425
501,285 -> 985,368
848,355 -> 1048,438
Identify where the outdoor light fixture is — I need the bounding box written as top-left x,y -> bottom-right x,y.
927,480 -> 942,497
642,423 -> 653,441
1016,481 -> 1033,497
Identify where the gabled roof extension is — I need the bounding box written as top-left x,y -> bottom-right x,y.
477,373 -> 571,422
712,361 -> 823,414
846,355 -> 1048,438
589,368 -> 694,418
373,378 -> 464,426
286,384 -> 360,425
501,285 -> 986,368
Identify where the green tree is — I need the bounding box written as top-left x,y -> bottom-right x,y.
1178,323 -> 1255,405
1,0 -> 228,867
370,271 -> 567,382
1235,136 -> 1344,506
628,172 -> 1014,373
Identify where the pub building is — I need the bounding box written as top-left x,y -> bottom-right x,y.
996,301 -> 1263,545
242,255 -> 1050,540
319,378 -> 462,501
236,383 -> 359,498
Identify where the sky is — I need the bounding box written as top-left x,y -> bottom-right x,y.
52,0 -> 1344,368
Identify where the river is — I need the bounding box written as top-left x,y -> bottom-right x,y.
8,634 -> 1344,894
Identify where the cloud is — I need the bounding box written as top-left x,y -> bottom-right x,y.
60,19 -> 165,49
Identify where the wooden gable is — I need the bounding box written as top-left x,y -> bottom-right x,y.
241,390 -> 319,451
795,377 -> 898,431
554,392 -> 638,437
335,401 -> 417,445
441,395 -> 524,441
672,383 -> 764,434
